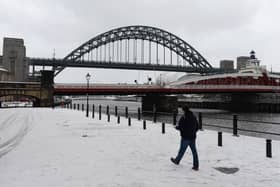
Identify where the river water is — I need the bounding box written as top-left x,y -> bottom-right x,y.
72,97 -> 280,140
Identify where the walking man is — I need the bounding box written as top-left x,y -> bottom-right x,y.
171,105 -> 199,171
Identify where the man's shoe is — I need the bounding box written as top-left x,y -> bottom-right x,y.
170,157 -> 179,165
192,167 -> 199,171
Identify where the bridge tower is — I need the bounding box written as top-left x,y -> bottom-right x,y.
0,38 -> 28,81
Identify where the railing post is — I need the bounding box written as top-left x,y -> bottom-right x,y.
162,122 -> 165,134
125,107 -> 128,118
198,112 -> 203,130
99,105 -> 102,120
117,115 -> 120,124
233,115 -> 238,136
138,107 -> 141,120
115,106 -> 118,116
218,132 -> 222,147
92,104 -> 95,118
266,139 -> 272,158
128,117 -> 131,126
143,120 -> 146,130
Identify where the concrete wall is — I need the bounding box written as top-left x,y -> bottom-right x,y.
0,70 -> 10,81
0,55 -> 11,81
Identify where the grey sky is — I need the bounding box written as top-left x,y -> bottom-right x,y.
0,0 -> 279,83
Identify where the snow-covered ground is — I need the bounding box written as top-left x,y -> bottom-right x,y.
0,108 -> 279,187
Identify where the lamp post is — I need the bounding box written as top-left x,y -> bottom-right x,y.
86,73 -> 91,117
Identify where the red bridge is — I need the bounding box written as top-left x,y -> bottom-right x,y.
54,83 -> 280,95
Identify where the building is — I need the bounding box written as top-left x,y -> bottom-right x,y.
237,56 -> 250,70
220,60 -> 234,71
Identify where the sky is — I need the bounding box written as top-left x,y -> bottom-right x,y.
0,0 -> 280,83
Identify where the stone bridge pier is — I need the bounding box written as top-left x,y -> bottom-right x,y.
0,70 -> 54,107
141,95 -> 178,113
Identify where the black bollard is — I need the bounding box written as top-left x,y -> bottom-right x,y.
117,116 -> 120,124
233,115 -> 238,136
266,139 -> 272,158
138,107 -> 141,120
92,104 -> 95,118
143,120 -> 146,130
70,104 -> 73,109
73,104 -> 76,110
162,122 -> 165,134
86,103 -> 89,117
218,132 -> 222,147
82,104 -> 84,111
107,114 -> 110,122
115,106 -> 118,116
77,104 -> 80,111
125,107 -> 128,118
99,105 -> 102,120
198,112 -> 203,130
128,117 -> 131,126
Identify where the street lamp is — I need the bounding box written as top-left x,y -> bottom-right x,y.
86,73 -> 91,117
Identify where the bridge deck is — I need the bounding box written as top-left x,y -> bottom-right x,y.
29,58 -> 224,74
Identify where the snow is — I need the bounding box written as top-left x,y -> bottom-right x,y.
0,108 -> 279,187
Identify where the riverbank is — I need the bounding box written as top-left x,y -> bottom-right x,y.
0,108 -> 279,186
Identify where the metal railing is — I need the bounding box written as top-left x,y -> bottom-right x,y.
64,103 -> 279,158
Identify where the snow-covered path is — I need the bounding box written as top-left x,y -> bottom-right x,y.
0,108 -> 279,187
0,109 -> 34,158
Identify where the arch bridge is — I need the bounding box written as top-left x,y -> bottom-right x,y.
29,25 -> 220,76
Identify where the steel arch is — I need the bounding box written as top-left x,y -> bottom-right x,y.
55,25 -> 213,75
